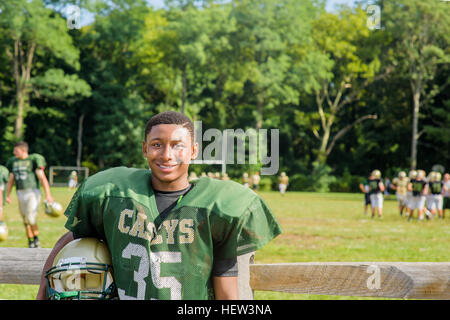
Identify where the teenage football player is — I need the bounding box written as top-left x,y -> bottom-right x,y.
251,171 -> 261,193
36,111 -> 282,300
68,170 -> 78,189
0,165 -> 9,241
359,174 -> 372,216
407,169 -> 428,221
5,142 -> 55,248
368,170 -> 385,218
390,171 -> 409,216
278,172 -> 289,195
428,172 -> 446,219
242,172 -> 249,188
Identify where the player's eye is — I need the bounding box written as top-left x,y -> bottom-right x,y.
173,143 -> 186,150
151,143 -> 161,148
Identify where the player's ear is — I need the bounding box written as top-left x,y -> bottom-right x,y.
142,140 -> 148,156
191,142 -> 199,160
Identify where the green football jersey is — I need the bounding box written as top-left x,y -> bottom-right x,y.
64,167 -> 282,300
0,165 -> 9,203
6,154 -> 46,190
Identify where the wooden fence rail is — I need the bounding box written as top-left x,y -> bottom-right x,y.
0,248 -> 449,299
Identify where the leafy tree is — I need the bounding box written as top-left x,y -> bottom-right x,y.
293,6 -> 387,166
0,0 -> 82,139
381,0 -> 450,169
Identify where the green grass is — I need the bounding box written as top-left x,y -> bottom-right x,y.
1,189 -> 449,300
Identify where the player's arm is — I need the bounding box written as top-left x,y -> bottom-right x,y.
5,173 -> 15,203
379,181 -> 385,192
213,276 -> 238,300
390,181 -> 397,190
359,183 -> 366,193
407,182 -> 412,192
36,231 -> 75,300
422,183 -> 428,196
211,257 -> 239,299
35,167 -> 53,203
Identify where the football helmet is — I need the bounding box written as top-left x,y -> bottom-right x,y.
0,221 -> 8,241
417,170 -> 426,179
371,170 -> 381,179
44,200 -> 63,217
435,172 -> 442,182
398,171 -> 406,178
45,238 -> 116,300
408,170 -> 417,179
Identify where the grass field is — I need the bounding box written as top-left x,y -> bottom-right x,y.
0,188 -> 449,300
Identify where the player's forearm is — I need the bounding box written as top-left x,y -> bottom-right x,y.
36,231 -> 74,300
213,276 -> 239,300
36,169 -> 52,199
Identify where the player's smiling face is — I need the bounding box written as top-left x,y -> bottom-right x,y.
143,124 -> 198,191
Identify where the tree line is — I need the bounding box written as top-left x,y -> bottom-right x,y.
0,0 -> 448,192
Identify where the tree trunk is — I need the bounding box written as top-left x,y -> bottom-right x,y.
256,95 -> 263,130
76,113 -> 85,167
10,39 -> 36,140
15,89 -> 25,139
410,89 -> 420,170
181,64 -> 187,114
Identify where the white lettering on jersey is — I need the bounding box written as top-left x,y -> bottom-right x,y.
118,209 -> 195,245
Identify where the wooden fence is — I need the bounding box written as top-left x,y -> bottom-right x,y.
0,248 -> 449,299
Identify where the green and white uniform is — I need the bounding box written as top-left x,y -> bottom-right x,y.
64,167 -> 282,300
410,179 -> 426,210
368,178 -> 383,208
428,181 -> 443,211
6,154 -> 46,225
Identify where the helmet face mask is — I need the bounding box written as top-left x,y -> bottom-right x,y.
45,238 -> 116,300
44,200 -> 64,217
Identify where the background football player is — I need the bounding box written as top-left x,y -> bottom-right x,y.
278,172 -> 289,196
5,141 -> 54,248
390,171 -> 409,216
37,111 -> 281,300
368,170 -> 385,218
359,174 -> 372,216
427,172 -> 446,219
407,169 -> 428,221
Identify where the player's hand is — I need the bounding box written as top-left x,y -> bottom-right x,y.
6,196 -> 12,204
46,195 -> 54,203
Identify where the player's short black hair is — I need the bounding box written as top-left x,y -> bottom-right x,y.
145,111 -> 194,143
14,141 -> 29,151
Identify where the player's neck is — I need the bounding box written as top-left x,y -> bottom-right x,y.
151,175 -> 190,192
17,153 -> 29,160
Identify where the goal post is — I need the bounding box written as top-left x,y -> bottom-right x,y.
49,166 -> 89,187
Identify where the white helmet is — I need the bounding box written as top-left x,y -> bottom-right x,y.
44,201 -> 64,217
0,221 -> 8,241
371,170 -> 381,179
45,238 -> 116,300
398,171 -> 406,178
409,170 -> 417,179
417,170 -> 426,179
